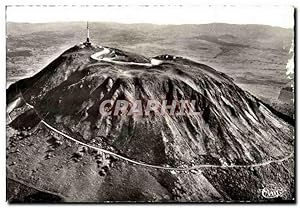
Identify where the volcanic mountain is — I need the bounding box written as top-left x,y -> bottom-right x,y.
6,43 -> 294,202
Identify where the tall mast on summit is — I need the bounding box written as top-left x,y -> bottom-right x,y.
86,21 -> 90,43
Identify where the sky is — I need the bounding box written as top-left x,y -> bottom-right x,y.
6,5 -> 294,28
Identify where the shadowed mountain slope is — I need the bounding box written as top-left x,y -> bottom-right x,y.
6,43 -> 294,202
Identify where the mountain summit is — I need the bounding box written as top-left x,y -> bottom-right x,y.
7,43 -> 294,202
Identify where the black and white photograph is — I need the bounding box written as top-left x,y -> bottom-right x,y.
5,4 -> 295,203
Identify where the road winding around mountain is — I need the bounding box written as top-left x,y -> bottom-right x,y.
90,47 -> 163,67
19,92 -> 294,172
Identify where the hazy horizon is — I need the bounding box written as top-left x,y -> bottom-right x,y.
6,5 -> 294,29
6,21 -> 294,31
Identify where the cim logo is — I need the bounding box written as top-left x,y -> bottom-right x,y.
262,184 -> 285,199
